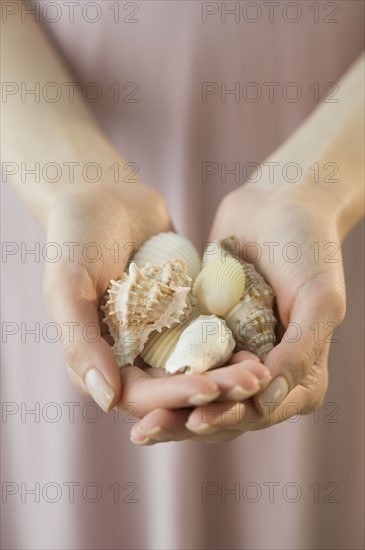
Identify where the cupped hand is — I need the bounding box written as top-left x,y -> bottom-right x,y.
43,182 -> 227,416
130,182 -> 346,444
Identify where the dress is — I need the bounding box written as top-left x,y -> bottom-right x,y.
1,2 -> 364,548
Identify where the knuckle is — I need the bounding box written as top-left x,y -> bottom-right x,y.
312,371 -> 329,409
300,368 -> 329,416
119,370 -> 144,412
141,408 -> 165,425
145,188 -> 171,228
61,337 -> 80,367
314,387 -> 328,410
120,399 -> 142,420
150,188 -> 168,213
67,364 -> 89,396
295,348 -> 314,383
302,393 -> 325,416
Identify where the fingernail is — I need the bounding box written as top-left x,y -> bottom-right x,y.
243,362 -> 272,385
226,384 -> 259,401
85,369 -> 115,413
185,422 -> 219,435
257,376 -> 289,417
130,434 -> 152,446
188,391 -> 220,406
137,426 -> 175,441
258,377 -> 272,388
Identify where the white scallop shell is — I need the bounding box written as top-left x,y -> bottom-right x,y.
202,240 -> 239,265
103,260 -> 194,367
133,232 -> 201,280
165,315 -> 235,374
192,257 -> 245,317
140,312 -> 199,369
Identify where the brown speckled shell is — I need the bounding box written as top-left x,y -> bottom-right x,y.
219,237 -> 277,360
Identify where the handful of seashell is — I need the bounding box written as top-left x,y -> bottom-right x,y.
103,233 -> 277,375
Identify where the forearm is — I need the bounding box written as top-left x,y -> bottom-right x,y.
254,53 -> 364,240
2,1 -> 133,225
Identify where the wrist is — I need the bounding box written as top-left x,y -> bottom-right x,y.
46,180 -> 171,246
273,179 -> 362,242
242,170 -> 354,241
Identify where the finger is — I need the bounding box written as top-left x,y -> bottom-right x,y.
186,398 -> 271,433
255,282 -> 344,417
117,367 -> 221,417
66,364 -> 89,397
44,263 -> 121,412
268,343 -> 330,420
188,345 -> 330,433
127,357 -> 271,426
186,400 -> 246,434
130,408 -> 192,444
205,361 -> 272,401
130,408 -> 241,445
227,351 -> 273,382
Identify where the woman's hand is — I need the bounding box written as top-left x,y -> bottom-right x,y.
130,181 -> 346,444
43,183 -> 228,415
129,55 -> 364,445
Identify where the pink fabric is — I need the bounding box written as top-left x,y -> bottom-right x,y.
2,1 -> 364,548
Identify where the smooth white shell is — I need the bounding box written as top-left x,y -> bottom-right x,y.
133,232 -> 201,280
192,257 -> 245,317
165,315 -> 235,374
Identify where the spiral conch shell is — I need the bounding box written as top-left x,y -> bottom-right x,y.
103,260 -> 194,367
133,231 -> 201,280
192,257 -> 245,316
216,237 -> 277,360
165,315 -> 235,374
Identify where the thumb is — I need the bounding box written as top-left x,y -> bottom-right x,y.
254,282 -> 345,417
43,261 -> 121,412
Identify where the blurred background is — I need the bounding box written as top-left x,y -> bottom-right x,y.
1,1 -> 364,548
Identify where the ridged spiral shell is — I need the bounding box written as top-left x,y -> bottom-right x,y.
103,260 -> 195,367
218,237 -> 277,360
133,231 -> 201,280
192,257 -> 245,317
225,298 -> 277,360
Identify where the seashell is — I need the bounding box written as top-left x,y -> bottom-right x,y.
225,299 -> 277,360
165,315 -> 236,375
140,312 -> 199,369
103,260 -> 195,367
192,257 -> 245,317
133,231 -> 201,280
219,237 -> 277,360
202,240 -> 239,265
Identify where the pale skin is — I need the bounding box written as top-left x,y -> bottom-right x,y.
3,3 -> 364,444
